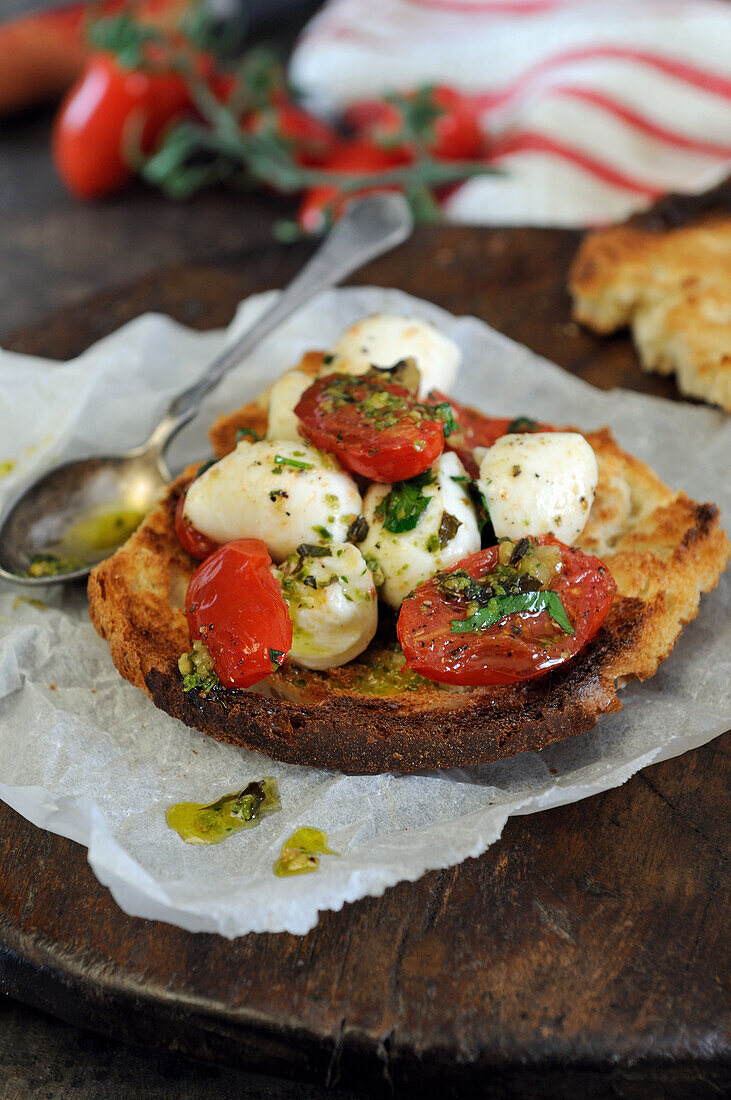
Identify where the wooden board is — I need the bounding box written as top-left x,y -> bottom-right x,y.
0,226 -> 728,1098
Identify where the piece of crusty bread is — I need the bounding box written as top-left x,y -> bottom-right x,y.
88,362 -> 729,774
569,211 -> 731,412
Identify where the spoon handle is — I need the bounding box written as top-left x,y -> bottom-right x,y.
145,193 -> 413,455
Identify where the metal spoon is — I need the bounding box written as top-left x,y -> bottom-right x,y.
0,194 -> 413,586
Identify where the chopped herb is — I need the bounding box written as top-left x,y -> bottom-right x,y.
302,575 -> 318,589
296,543 -> 331,558
509,537 -> 530,566
364,554 -> 386,587
312,525 -> 332,540
322,353 -> 335,365
375,470 -> 435,534
451,590 -> 574,635
425,533 -> 439,553
346,514 -> 369,543
269,489 -> 288,501
273,454 -> 313,471
269,648 -> 285,670
438,511 -> 462,547
236,427 -> 260,443
507,416 -> 539,434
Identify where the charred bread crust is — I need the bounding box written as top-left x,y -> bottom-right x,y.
569,182 -> 731,412
88,379 -> 729,774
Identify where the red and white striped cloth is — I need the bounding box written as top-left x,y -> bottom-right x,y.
290,0 -> 731,226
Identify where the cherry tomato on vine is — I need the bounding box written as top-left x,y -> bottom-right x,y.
175,491 -> 219,561
244,102 -> 337,165
429,391 -> 556,477
295,372 -> 450,482
345,86 -> 483,161
186,539 -> 293,689
398,536 -> 616,686
53,54 -> 193,199
297,139 -> 410,234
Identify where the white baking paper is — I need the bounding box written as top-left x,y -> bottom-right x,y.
0,288 -> 729,937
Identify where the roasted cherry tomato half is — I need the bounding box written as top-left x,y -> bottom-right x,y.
397,535 -> 616,686
429,391 -> 556,477
174,491 -> 219,560
186,539 -> 293,689
295,373 -> 450,483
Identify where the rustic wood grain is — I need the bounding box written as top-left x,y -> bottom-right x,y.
0,226 -> 728,1097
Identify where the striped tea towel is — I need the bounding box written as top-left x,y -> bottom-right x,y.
289,0 -> 731,226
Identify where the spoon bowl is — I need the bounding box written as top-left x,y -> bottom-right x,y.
0,452 -> 169,586
0,193 -> 413,585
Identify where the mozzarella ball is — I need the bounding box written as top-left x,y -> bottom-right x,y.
360,451 -> 481,609
274,543 -> 377,670
265,369 -> 312,443
184,440 -> 362,562
325,313 -> 461,397
477,432 -> 598,544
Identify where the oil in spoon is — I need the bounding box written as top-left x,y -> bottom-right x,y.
26,503 -> 146,577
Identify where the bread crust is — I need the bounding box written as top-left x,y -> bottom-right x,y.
569,194 -> 731,411
88,373 -> 729,772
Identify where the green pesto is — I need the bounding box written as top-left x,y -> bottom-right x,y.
273,826 -> 337,877
166,778 -> 281,846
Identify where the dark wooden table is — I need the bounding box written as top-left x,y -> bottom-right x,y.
1,203 -> 729,1097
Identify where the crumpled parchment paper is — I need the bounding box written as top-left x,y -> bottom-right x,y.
1,287 -> 728,937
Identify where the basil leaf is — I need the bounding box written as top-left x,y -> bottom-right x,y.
376,471 -> 435,534
451,590 -> 574,635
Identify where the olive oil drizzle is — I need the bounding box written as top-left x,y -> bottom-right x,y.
25,504 -> 147,577
166,778 -> 281,845
273,827 -> 337,877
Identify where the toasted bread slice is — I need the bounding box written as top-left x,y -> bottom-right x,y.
569,197 -> 731,412
88,365 -> 729,774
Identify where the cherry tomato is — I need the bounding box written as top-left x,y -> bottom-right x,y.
397,536 -> 616,686
429,391 -> 556,477
174,491 -> 219,561
186,539 -> 293,689
53,54 -> 193,199
297,139 -> 410,234
245,103 -> 337,165
345,86 -> 483,161
295,373 -> 448,482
